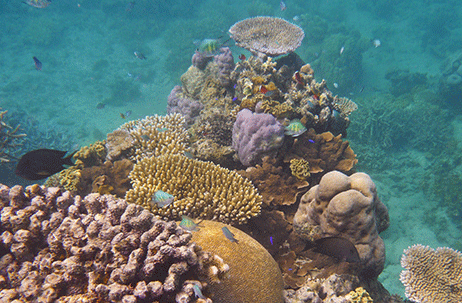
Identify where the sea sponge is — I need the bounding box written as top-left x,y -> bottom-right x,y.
125,154 -> 262,224
190,220 -> 284,303
293,171 -> 390,278
119,113 -> 189,161
400,244 -> 462,303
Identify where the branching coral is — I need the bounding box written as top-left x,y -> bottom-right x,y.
400,244 -> 462,303
0,184 -> 226,302
125,154 -> 262,224
0,109 -> 26,163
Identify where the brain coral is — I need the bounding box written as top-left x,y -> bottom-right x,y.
400,244 -> 462,303
191,220 -> 284,303
0,184 -> 227,302
125,154 -> 262,224
293,171 -> 390,278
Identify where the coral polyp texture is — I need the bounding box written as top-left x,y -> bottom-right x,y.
125,154 -> 262,224
191,220 -> 284,303
229,16 -> 305,57
118,113 -> 189,161
293,171 -> 390,278
0,184 -> 226,302
232,108 -> 285,166
400,244 -> 462,303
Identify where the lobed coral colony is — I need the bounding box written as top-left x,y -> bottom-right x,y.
2,16 -> 443,303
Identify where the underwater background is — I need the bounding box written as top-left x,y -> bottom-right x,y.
1,0 -> 462,299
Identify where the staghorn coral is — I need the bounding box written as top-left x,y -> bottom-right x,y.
232,108 -> 285,166
0,184 -> 226,302
293,171 -> 390,279
0,109 -> 26,164
400,244 -> 462,303
229,16 -> 305,57
191,220 -> 284,303
125,153 -> 262,224
286,128 -> 358,175
119,113 -> 189,162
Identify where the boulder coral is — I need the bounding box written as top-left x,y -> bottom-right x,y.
190,220 -> 284,303
125,154 -> 262,224
0,184 -> 227,302
293,171 -> 389,278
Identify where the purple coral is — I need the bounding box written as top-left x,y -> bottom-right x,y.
0,184 -> 217,302
214,47 -> 235,87
232,109 -> 285,166
167,86 -> 203,125
192,50 -> 212,70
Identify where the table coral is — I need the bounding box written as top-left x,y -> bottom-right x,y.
191,220 -> 284,303
293,171 -> 390,278
125,154 -> 262,224
232,108 -> 285,166
0,184 -> 225,302
400,244 -> 462,303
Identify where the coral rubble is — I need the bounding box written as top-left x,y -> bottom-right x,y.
0,184 -> 225,302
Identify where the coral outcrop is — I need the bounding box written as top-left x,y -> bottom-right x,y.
191,220 -> 284,303
125,154 -> 262,224
167,86 -> 204,125
232,108 -> 285,166
400,244 -> 462,303
293,171 -> 389,278
0,184 -> 226,302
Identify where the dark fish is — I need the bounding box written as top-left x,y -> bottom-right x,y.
222,226 -> 239,243
96,102 -> 106,109
33,56 -> 42,70
314,236 -> 361,263
15,149 -> 76,180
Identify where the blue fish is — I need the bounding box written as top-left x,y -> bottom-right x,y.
179,215 -> 200,232
222,227 -> 239,243
151,190 -> 174,208
193,284 -> 206,299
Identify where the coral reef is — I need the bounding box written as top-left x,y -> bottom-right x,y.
167,86 -> 204,125
213,47 -> 235,87
125,154 -> 262,224
0,184 -> 226,302
229,16 -> 305,57
293,171 -> 389,278
191,220 -> 284,303
232,108 -> 285,166
105,129 -> 135,161
0,109 -> 26,164
400,244 -> 462,303
73,141 -> 107,168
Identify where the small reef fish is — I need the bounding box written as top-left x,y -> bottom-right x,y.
314,236 -> 361,263
23,0 -> 51,8
238,54 -> 246,61
134,51 -> 146,60
179,215 -> 200,232
15,149 -> 76,180
125,110 -> 132,117
339,46 -> 345,55
96,102 -> 106,109
193,284 -> 206,300
156,127 -> 168,132
372,39 -> 381,48
33,56 -> 42,71
284,119 -> 307,137
280,0 -> 287,11
259,85 -> 275,97
294,71 -> 304,86
120,113 -> 126,119
222,226 -> 239,243
151,190 -> 174,208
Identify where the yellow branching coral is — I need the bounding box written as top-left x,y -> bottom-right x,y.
289,158 -> 311,181
345,287 -> 373,303
260,100 -> 294,118
119,113 -> 189,161
125,154 -> 262,224
400,244 -> 462,303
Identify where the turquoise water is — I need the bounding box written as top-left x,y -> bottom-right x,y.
1,0 -> 462,299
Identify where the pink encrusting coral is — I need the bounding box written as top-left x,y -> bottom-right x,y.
0,184 -> 225,302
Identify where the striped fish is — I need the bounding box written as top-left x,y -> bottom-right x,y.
151,190 -> 174,208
